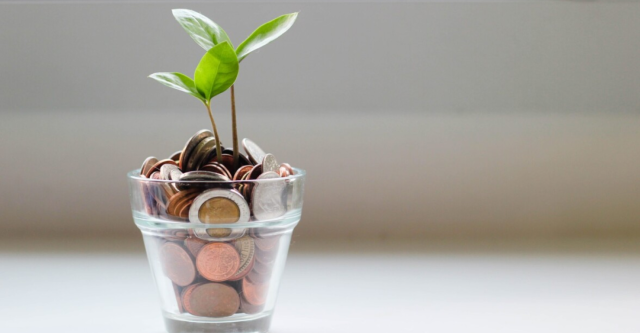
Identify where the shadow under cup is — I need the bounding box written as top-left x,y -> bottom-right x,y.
127,168 -> 305,333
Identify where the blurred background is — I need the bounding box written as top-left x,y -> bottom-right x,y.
1,1 -> 639,241
1,2 -> 639,332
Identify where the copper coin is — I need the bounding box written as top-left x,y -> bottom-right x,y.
213,154 -> 238,175
166,189 -> 199,217
241,278 -> 268,305
160,242 -> 196,287
184,237 -> 208,257
173,283 -> 185,313
230,236 -> 256,281
254,236 -> 279,252
162,229 -> 190,242
179,129 -> 213,171
233,165 -> 253,181
201,162 -> 232,179
247,268 -> 270,284
280,163 -> 294,175
222,148 -> 252,167
278,165 -> 290,178
239,295 -> 264,314
252,257 -> 272,276
178,198 -> 196,219
170,191 -> 200,218
180,282 -> 202,313
145,159 -> 178,178
255,246 -> 278,265
248,164 -> 263,180
183,282 -> 240,317
187,136 -> 216,172
196,243 -> 241,282
169,150 -> 182,162
140,156 -> 158,177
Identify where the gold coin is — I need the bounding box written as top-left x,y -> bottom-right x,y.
198,197 -> 240,223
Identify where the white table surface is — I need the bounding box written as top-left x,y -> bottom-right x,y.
2,239 -> 640,333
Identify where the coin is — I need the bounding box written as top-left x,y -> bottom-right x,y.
254,235 -> 279,252
239,295 -> 264,314
145,159 -> 178,178
248,164 -> 263,180
241,277 -> 268,305
160,242 -> 196,287
222,148 -> 252,167
166,188 -> 199,217
233,165 -> 253,181
247,268 -> 270,284
182,282 -> 240,317
280,162 -> 294,175
180,171 -> 230,182
184,237 -> 208,257
262,154 -> 279,173
230,236 -> 255,281
242,138 -> 266,165
196,242 -> 241,282
189,189 -> 250,224
160,164 -> 179,180
169,150 -> 182,162
278,165 -> 290,177
179,129 -> 213,170
187,136 -> 216,171
201,162 -> 232,180
255,245 -> 278,264
173,283 -> 185,313
140,156 -> 158,177
251,171 -> 287,220
251,257 -> 272,276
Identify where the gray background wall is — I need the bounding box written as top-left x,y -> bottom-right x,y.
1,2 -> 639,240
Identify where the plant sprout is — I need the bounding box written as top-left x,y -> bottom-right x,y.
170,9 -> 298,167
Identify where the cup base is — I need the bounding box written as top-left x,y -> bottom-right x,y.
163,311 -> 273,333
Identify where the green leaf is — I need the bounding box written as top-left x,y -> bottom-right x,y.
172,9 -> 233,51
194,41 -> 239,101
236,12 -> 298,62
148,72 -> 204,101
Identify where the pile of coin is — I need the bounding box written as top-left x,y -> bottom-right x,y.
137,130 -> 296,318
159,232 -> 280,317
138,129 -> 295,224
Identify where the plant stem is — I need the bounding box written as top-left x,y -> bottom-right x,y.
205,101 -> 223,163
230,85 -> 239,168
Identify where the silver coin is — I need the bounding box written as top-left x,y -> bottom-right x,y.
242,138 -> 266,165
251,171 -> 287,220
169,168 -> 183,181
189,189 -> 250,241
179,129 -> 213,170
180,171 -> 230,182
262,153 -> 279,173
160,164 -> 179,180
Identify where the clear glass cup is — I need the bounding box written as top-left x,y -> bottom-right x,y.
127,168 -> 305,333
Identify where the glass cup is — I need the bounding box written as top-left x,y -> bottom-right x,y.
127,168 -> 305,333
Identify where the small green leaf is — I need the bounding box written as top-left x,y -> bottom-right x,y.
236,12 -> 298,62
194,41 -> 239,101
172,9 -> 233,51
148,72 -> 204,101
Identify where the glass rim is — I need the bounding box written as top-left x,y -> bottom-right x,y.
133,210 -> 302,230
127,167 -> 305,184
